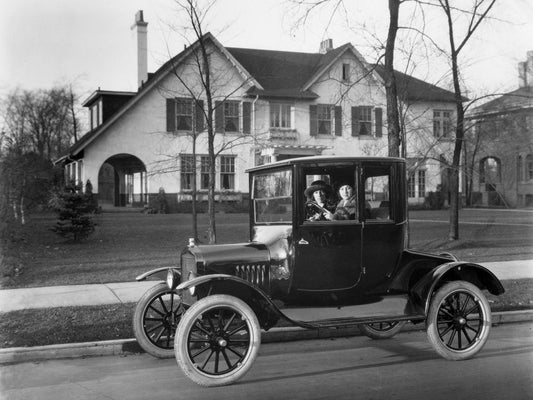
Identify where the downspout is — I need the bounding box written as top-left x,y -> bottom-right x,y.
252,94 -> 259,166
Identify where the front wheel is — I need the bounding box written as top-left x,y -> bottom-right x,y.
175,295 -> 261,387
133,282 -> 187,358
427,281 -> 492,361
359,321 -> 406,340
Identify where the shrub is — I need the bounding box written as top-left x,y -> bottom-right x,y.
50,185 -> 96,242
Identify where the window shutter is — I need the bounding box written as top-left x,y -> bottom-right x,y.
195,100 -> 204,132
351,106 -> 360,136
166,98 -> 176,132
309,105 -> 318,136
215,101 -> 224,133
375,107 -> 383,137
242,101 -> 251,134
334,106 -> 342,136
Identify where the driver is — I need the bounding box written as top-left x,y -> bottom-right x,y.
304,180 -> 335,221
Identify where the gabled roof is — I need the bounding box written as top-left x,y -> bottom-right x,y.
373,65 -> 460,103
469,86 -> 533,117
65,34 -> 458,159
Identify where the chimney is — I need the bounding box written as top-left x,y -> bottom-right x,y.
518,61 -> 527,88
131,10 -> 148,88
527,51 -> 533,88
319,39 -> 333,54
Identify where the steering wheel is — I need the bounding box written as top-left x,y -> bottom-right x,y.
305,201 -> 328,214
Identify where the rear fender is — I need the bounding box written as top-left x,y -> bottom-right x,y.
412,261 -> 505,315
177,275 -> 282,330
135,267 -> 180,281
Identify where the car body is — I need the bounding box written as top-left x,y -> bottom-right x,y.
137,156 -> 504,386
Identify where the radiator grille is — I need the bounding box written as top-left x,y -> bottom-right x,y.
235,264 -> 270,291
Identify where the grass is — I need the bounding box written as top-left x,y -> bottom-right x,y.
1,279 -> 531,348
0,209 -> 532,349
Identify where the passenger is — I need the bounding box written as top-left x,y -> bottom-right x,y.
333,182 -> 357,220
304,180 -> 335,221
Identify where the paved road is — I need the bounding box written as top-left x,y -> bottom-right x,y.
2,322 -> 532,400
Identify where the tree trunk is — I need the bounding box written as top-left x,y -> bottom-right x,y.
385,0 -> 401,158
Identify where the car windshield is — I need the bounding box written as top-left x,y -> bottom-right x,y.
252,169 -> 292,223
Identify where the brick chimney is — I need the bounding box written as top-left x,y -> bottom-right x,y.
527,51 -> 533,88
319,39 -> 333,54
131,10 -> 148,88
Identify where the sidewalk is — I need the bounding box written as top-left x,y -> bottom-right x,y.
0,259 -> 532,313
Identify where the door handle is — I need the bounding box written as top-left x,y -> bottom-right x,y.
298,238 -> 309,245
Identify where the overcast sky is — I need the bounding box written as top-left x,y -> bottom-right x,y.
1,0 -> 533,103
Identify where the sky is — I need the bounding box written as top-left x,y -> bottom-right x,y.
1,0 -> 533,105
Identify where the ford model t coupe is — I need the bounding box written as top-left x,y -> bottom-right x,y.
134,156 -> 504,387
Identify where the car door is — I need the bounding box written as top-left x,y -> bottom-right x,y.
359,162 -> 406,290
291,165 -> 363,292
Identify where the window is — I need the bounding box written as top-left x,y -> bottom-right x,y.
181,155 -> 195,190
480,157 -> 501,184
317,104 -> 332,135
358,106 -> 372,136
364,166 -> 391,220
408,173 -> 415,198
417,170 -> 426,198
518,155 -> 523,182
176,99 -> 193,131
224,101 -> 240,132
527,154 -> 533,180
342,63 -> 350,81
253,169 -> 293,223
90,99 -> 102,130
220,156 -> 235,190
433,110 -> 452,138
270,103 -> 292,129
200,156 -> 210,190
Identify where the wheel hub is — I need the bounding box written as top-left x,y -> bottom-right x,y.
453,315 -> 467,328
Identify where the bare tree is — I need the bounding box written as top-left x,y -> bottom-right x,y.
431,0 -> 497,240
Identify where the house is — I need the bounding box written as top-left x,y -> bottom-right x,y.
61,11 -> 459,212
465,51 -> 533,208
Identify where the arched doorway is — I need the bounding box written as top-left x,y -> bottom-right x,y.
98,154 -> 147,208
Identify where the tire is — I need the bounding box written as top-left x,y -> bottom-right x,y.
359,321 -> 406,340
175,295 -> 261,387
133,282 -> 187,358
427,281 -> 491,361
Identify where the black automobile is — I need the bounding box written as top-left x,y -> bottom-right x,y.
135,156 -> 504,387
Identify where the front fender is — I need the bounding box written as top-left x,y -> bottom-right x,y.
412,261 -> 505,315
136,267 -> 180,281
177,274 -> 283,330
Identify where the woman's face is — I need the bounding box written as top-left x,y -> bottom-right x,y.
339,185 -> 353,200
312,190 -> 326,203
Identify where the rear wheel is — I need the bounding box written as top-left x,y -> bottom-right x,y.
359,321 -> 406,340
175,295 -> 261,387
133,282 -> 187,358
427,281 -> 491,360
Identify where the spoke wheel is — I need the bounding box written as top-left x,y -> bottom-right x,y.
175,295 -> 261,387
133,282 -> 187,358
427,281 -> 491,361
359,320 -> 406,340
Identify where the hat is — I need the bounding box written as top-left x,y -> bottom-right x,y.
305,180 -> 332,198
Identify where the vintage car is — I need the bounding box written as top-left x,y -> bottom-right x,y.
134,156 -> 504,387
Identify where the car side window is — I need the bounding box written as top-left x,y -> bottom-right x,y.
363,167 -> 391,221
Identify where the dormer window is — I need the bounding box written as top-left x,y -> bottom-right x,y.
342,63 -> 350,82
90,99 -> 103,130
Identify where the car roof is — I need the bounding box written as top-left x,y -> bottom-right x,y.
246,156 -> 406,173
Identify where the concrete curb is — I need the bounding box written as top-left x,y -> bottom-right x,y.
1,310 -> 532,365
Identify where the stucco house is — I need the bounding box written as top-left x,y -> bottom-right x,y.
465,51 -> 533,208
61,11 -> 459,211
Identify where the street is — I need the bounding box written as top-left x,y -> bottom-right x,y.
2,322 -> 532,400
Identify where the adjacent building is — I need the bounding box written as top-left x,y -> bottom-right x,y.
465,51 -> 533,208
61,11 -> 459,211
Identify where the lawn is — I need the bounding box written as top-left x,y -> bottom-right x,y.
0,209 -> 532,349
